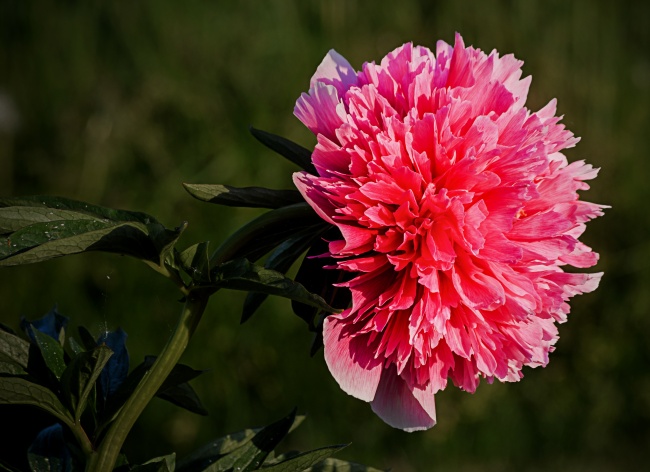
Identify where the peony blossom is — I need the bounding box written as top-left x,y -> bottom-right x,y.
293,33 -> 606,431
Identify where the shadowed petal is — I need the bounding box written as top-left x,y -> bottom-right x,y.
370,366 -> 436,432
324,315 -> 383,402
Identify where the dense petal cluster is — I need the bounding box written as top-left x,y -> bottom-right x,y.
293,34 -> 605,431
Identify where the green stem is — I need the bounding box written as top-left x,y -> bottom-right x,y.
86,292 -> 209,471
70,420 -> 94,457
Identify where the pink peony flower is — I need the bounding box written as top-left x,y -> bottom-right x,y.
293,33 -> 606,431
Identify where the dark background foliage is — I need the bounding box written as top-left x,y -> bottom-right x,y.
0,1 -> 648,470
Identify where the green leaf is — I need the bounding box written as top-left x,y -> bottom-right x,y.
249,127 -> 316,175
176,428 -> 260,472
60,345 -> 113,422
0,329 -> 30,369
0,376 -> 71,424
292,230 -> 351,332
130,453 -> 176,472
31,329 -> 66,380
68,337 -> 84,356
0,351 -> 27,375
0,195 -> 184,267
178,242 -> 211,282
183,184 -> 303,209
177,415 -> 305,472
242,228 -> 324,323
209,203 -> 323,266
99,357 -> 206,427
303,458 -> 386,472
261,445 -> 348,471
76,326 -> 98,351
158,382 -> 208,416
207,409 -> 297,472
210,259 -> 338,314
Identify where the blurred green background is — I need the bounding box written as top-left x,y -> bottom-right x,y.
0,0 -> 648,470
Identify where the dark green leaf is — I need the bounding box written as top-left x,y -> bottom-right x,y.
249,127 -> 316,175
292,229 -> 351,332
207,409 -> 297,472
176,428 -> 260,472
99,357 -> 205,427
60,345 -> 113,422
211,259 -> 338,314
242,228 -> 324,323
0,329 -> 30,369
130,453 -> 176,472
68,337 -> 84,356
158,382 -> 207,416
76,326 -> 97,351
209,203 -> 323,266
0,196 -> 184,267
0,195 -> 157,228
261,445 -> 348,471
31,329 -> 66,380
0,351 -> 27,375
183,184 -> 303,209
0,376 -> 71,424
178,242 -> 211,282
177,415 -> 305,472
304,458 -> 386,472
156,357 -> 205,389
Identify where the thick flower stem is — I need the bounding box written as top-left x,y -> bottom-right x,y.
86,293 -> 209,472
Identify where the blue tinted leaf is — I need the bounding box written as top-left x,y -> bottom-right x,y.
97,328 -> 129,401
27,423 -> 72,472
20,306 -> 68,344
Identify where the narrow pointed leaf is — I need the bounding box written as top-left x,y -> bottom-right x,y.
60,345 -> 113,421
261,445 -> 348,471
158,382 -> 208,416
0,377 -> 71,424
249,127 -> 316,174
76,326 -> 97,352
130,453 -> 176,472
30,329 -> 66,380
211,259 -> 338,313
292,230 -> 351,331
242,228 -> 324,323
183,184 -> 303,209
177,415 -> 305,472
209,203 -> 322,266
99,357 -> 205,426
208,409 -> 297,472
176,428 -> 260,472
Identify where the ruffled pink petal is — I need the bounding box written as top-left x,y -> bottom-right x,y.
294,33 -> 605,432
